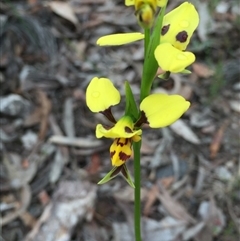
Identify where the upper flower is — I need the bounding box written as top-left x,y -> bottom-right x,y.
97,2 -> 198,48
96,2 -> 199,73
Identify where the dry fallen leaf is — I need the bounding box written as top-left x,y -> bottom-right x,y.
38,190 -> 50,206
25,181 -> 97,241
160,176 -> 175,189
86,153 -> 101,175
197,2 -> 216,41
229,100 -> 240,113
140,138 -> 155,155
112,216 -> 188,241
63,97 -> 75,138
143,217 -> 187,241
209,121 -> 228,159
198,199 -> 226,236
157,182 -> 196,224
48,1 -> 78,25
1,185 -> 32,226
143,185 -> 158,216
24,106 -> 43,126
179,85 -> 193,100
36,90 -> 52,140
49,135 -> 103,148
20,211 -> 37,228
192,63 -> 215,78
3,153 -> 37,189
49,147 -> 68,184
114,186 -> 148,202
170,119 -> 201,145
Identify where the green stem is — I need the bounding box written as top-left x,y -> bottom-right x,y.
140,5 -> 167,101
133,4 -> 168,241
133,140 -> 142,241
144,28 -> 150,57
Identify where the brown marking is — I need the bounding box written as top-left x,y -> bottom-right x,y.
119,152 -> 131,161
176,31 -> 188,43
116,138 -> 124,147
125,126 -> 133,133
110,151 -> 116,158
161,24 -> 170,35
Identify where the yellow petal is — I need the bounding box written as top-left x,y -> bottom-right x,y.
86,77 -> 120,112
154,43 -> 195,73
161,2 -> 199,50
125,0 -> 135,6
97,33 -> 144,46
110,138 -> 132,166
140,94 -> 190,128
96,116 -> 142,139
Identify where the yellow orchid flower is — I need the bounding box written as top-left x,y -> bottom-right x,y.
154,43 -> 195,73
86,77 -> 142,167
86,77 -> 142,186
86,77 -> 190,185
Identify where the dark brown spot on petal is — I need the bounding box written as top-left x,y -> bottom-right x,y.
161,24 -> 170,36
125,139 -> 130,145
116,138 -> 124,147
110,151 -> 116,158
125,126 -> 133,133
176,31 -> 188,43
119,152 -> 131,161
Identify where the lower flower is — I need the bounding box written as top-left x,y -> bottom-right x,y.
86,76 -> 190,187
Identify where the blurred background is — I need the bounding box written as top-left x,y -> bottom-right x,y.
0,0 -> 239,240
